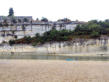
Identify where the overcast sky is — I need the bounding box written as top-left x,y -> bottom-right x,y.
0,0 -> 109,21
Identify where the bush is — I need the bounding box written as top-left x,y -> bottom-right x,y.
90,31 -> 100,38
9,40 -> 15,46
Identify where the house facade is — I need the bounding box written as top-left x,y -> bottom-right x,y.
0,16 -> 33,23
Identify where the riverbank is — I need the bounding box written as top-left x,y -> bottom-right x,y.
0,60 -> 109,82
0,53 -> 109,61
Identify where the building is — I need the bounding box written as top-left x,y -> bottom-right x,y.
0,16 -> 6,22
15,16 -> 32,22
0,16 -> 33,23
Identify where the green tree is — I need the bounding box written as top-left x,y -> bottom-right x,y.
23,18 -> 29,22
9,40 -> 15,46
41,17 -> 48,22
90,31 -> 99,38
8,8 -> 14,17
35,33 -> 40,38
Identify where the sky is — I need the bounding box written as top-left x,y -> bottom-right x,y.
0,0 -> 109,21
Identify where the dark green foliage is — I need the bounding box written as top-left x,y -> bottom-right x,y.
90,31 -> 100,38
23,36 -> 32,44
35,33 -> 40,38
73,20 -> 109,36
14,35 -> 18,39
9,40 -> 15,46
23,18 -> 29,22
42,29 -> 72,42
9,29 -> 73,45
41,17 -> 48,22
8,20 -> 109,46
8,8 -> 14,17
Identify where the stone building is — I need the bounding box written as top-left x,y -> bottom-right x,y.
0,16 -> 33,23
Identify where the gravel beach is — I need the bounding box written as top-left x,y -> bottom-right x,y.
0,60 -> 109,82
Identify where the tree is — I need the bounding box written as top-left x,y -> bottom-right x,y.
35,33 -> 40,38
36,18 -> 39,21
9,40 -> 15,46
41,17 -> 48,22
58,18 -> 71,23
8,8 -> 14,17
90,31 -> 99,38
23,18 -> 29,22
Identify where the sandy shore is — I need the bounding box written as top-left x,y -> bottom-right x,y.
0,60 -> 109,82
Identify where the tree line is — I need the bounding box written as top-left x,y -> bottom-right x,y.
74,20 -> 109,38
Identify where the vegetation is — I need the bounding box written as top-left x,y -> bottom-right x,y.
8,8 -> 14,17
57,18 -> 71,22
23,18 -> 29,22
41,17 -> 48,22
9,20 -> 109,46
9,29 -> 72,46
73,20 -> 109,38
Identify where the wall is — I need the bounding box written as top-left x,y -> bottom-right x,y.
0,39 -> 109,56
0,24 -> 77,42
